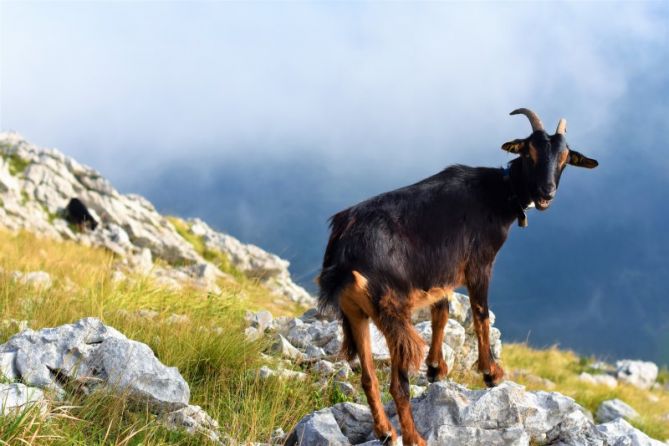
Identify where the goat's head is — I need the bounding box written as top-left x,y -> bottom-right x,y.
501,108 -> 598,210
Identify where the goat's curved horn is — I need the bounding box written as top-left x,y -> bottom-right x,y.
555,118 -> 567,135
510,108 -> 545,132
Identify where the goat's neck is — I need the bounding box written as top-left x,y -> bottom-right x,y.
502,157 -> 534,224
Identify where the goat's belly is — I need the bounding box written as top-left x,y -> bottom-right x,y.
409,287 -> 454,310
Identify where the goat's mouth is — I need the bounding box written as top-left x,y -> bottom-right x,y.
535,198 -> 552,210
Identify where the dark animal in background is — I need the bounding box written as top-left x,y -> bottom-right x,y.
318,108 -> 598,446
65,198 -> 98,231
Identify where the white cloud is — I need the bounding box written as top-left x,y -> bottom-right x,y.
0,1 -> 666,181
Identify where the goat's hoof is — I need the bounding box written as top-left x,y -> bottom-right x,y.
377,427 -> 398,445
482,363 -> 505,388
426,360 -> 449,383
401,433 -> 427,446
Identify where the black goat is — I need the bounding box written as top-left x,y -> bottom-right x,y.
65,198 -> 98,231
318,108 -> 598,445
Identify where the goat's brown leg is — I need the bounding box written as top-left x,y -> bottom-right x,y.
389,354 -> 426,446
346,313 -> 397,442
425,297 -> 450,382
467,277 -> 504,387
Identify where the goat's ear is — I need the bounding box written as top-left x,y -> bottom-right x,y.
568,150 -> 598,168
501,139 -> 526,154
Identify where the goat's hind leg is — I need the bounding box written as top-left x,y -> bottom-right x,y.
426,296 -> 450,383
379,291 -> 427,446
342,309 -> 397,443
384,321 -> 427,446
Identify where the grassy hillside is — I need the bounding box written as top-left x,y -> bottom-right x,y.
0,230 -> 337,445
0,229 -> 667,444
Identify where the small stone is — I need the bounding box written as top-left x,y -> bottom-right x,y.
13,271 -> 52,289
578,372 -> 617,388
334,362 -> 353,380
271,334 -> 304,360
159,404 -> 221,443
276,369 -> 307,381
305,344 -> 326,359
166,313 -> 190,325
270,427 -> 287,445
259,366 -> 275,379
246,310 -> 274,332
137,309 -> 159,319
312,360 -> 335,376
334,381 -> 356,397
596,399 -> 639,423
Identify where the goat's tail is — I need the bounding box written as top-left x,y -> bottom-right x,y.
317,209 -> 354,318
318,208 -> 360,359
340,315 -> 358,361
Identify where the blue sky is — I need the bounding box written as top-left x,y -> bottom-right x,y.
2,1 -> 669,363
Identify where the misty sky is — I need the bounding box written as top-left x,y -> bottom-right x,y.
2,1 -> 669,364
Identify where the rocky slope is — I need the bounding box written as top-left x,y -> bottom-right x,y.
287,381 -> 665,446
0,132 -> 666,445
0,132 -> 313,306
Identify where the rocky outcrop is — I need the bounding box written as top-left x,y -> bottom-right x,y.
0,132 -> 312,305
254,292 -> 501,375
0,133 -> 199,264
187,218 -> 314,305
0,317 -> 189,411
0,318 -> 222,441
287,381 -> 665,446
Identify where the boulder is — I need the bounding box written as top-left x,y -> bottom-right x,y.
0,317 -> 189,413
287,381 -> 665,446
616,360 -> 658,390
596,399 -> 639,423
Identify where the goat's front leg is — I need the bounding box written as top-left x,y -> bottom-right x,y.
425,297 -> 450,382
467,277 -> 504,387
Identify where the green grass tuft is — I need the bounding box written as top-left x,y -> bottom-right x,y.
6,153 -> 30,176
